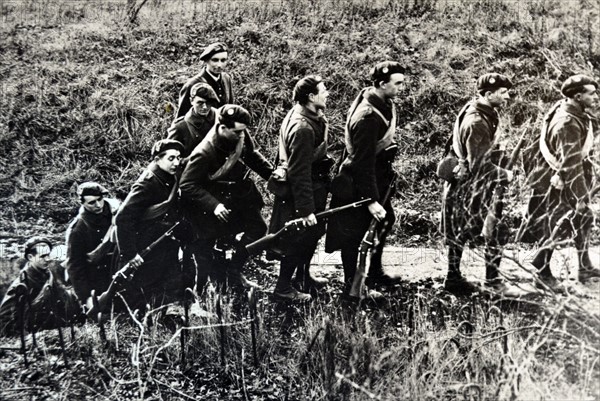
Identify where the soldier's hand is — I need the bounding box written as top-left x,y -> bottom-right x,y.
214,203 -> 231,222
130,254 -> 144,268
302,213 -> 317,227
367,201 -> 387,221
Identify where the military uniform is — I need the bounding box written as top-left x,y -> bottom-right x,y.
65,201 -> 117,301
520,99 -> 596,279
179,125 -> 273,286
168,107 -> 217,159
325,87 -> 397,290
442,99 -> 510,286
115,163 -> 193,310
176,67 -> 234,118
269,104 -> 330,294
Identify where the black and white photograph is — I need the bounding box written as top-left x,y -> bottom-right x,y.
1,0 -> 599,399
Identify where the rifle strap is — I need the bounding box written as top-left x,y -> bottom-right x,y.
140,176 -> 178,222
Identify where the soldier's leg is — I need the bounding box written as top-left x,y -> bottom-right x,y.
292,231 -> 328,293
227,208 -> 267,289
341,245 -> 359,295
484,236 -> 502,284
274,254 -> 311,301
444,241 -> 478,295
574,207 -> 600,282
188,239 -> 218,293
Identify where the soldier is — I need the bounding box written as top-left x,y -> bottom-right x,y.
268,75 -> 331,301
65,182 -> 119,303
180,105 -> 273,291
0,237 -> 79,334
520,74 -> 600,288
441,73 -> 514,295
168,82 -> 220,159
176,42 -> 234,118
325,61 -> 405,298
115,139 -> 194,311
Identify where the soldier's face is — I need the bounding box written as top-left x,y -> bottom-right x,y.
206,51 -> 228,75
576,85 -> 599,110
28,243 -> 51,270
219,122 -> 246,143
309,82 -> 329,110
381,73 -> 406,99
487,87 -> 510,108
82,195 -> 105,215
155,149 -> 182,175
191,96 -> 211,116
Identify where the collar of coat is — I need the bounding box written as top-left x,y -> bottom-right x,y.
293,104 -> 327,127
148,162 -> 177,188
184,107 -> 216,136
561,100 -> 591,121
78,202 -> 113,228
202,67 -> 221,83
363,87 -> 394,121
470,99 -> 499,125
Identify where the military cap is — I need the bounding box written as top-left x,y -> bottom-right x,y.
190,82 -> 219,105
561,74 -> 598,98
217,104 -> 251,128
77,182 -> 109,199
151,139 -> 184,158
477,73 -> 513,92
293,75 -> 323,103
24,236 -> 52,257
199,42 -> 228,61
370,61 -> 406,84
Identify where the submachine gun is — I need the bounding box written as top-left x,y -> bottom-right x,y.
245,199 -> 372,257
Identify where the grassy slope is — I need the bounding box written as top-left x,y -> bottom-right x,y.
1,0 -> 598,244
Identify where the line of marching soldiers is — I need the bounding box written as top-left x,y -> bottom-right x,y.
2,42 -> 600,335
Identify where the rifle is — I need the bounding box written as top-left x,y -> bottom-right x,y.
481,128 -> 529,239
86,222 -> 181,322
245,198 -> 372,256
349,174 -> 397,299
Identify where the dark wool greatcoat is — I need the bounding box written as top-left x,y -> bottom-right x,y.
115,164 -> 192,308
176,67 -> 234,118
441,100 -> 510,245
179,128 -> 273,241
268,105 -> 329,256
167,107 -> 217,159
65,202 -> 115,301
520,100 -> 595,243
325,89 -> 396,252
0,261 -> 79,335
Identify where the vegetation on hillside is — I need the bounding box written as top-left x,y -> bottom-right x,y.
1,0 -> 600,400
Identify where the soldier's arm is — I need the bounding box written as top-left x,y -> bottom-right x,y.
179,152 -> 222,213
350,114 -> 382,201
555,121 -> 589,205
65,223 -> 92,300
115,179 -> 155,261
242,132 -> 274,181
287,125 -> 316,217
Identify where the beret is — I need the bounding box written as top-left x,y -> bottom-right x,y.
370,61 -> 406,83
199,42 -> 228,61
561,74 -> 598,98
24,236 -> 52,256
293,75 -> 323,102
190,82 -> 219,104
477,73 -> 513,91
77,182 -> 109,198
151,139 -> 184,158
217,104 -> 251,126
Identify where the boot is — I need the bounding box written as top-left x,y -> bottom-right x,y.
531,248 -> 563,291
365,260 -> 403,286
444,245 -> 478,295
578,250 -> 600,282
484,243 -> 503,290
274,257 -> 311,301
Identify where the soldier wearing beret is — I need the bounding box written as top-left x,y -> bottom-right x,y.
441,73 -> 514,295
180,105 -> 273,291
0,237 -> 79,334
65,182 -> 120,302
325,61 -> 406,298
519,74 -> 600,288
115,139 -> 194,310
168,83 -> 220,160
176,42 -> 234,119
268,75 -> 331,301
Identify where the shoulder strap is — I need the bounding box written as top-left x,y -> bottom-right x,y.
450,102 -> 472,160
140,177 -> 179,222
